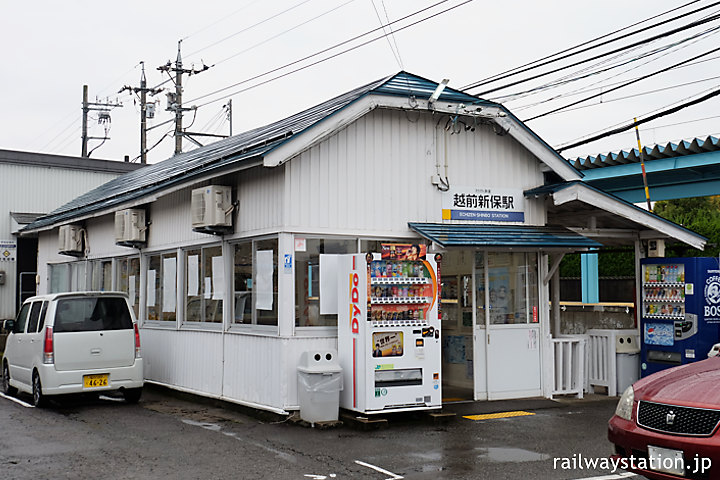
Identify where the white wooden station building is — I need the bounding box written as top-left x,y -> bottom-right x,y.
22,72 -> 706,413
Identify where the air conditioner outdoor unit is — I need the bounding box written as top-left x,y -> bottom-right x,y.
115,209 -> 147,247
191,185 -> 233,234
58,224 -> 83,257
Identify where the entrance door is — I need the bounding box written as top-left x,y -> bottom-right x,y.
473,254 -> 487,400
476,252 -> 543,400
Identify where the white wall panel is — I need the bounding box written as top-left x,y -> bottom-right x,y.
235,167 -> 285,236
284,109 -> 546,236
222,334 -> 337,410
141,328 -> 223,396
143,328 -> 336,411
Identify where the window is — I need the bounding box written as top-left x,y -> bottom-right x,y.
233,242 -> 252,324
295,238 -> 357,327
90,260 -> 112,291
49,263 -> 70,293
117,256 -> 140,317
487,252 -> 539,325
14,303 -> 30,334
255,239 -> 278,326
232,238 -> 278,327
185,245 -> 224,323
27,301 -> 43,333
146,251 -> 177,322
70,262 -> 86,291
54,297 -> 132,332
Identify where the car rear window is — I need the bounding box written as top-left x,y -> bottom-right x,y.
54,297 -> 132,333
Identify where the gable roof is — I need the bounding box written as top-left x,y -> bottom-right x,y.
23,71 -> 581,233
525,181 -> 707,250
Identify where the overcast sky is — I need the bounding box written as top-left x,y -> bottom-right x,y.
2,0 -> 718,163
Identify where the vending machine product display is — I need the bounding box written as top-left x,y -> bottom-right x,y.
641,257 -> 720,377
338,244 -> 442,414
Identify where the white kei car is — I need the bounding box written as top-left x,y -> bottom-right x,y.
2,292 -> 144,407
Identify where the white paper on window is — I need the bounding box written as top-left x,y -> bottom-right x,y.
162,257 -> 177,313
212,256 -> 224,300
204,277 -> 212,299
147,270 -> 156,307
187,254 -> 199,296
256,250 -> 274,310
129,275 -> 136,306
319,254 -> 340,315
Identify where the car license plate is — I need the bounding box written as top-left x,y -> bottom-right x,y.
83,374 -> 109,389
648,445 -> 685,476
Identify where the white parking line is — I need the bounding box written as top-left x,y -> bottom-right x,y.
355,460 -> 403,480
570,472 -> 637,480
0,392 -> 34,408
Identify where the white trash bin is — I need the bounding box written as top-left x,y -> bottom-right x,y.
297,350 -> 343,425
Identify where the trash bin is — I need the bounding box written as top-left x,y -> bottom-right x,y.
616,333 -> 640,394
297,350 -> 343,425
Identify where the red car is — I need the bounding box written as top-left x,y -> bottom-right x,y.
608,357 -> 720,479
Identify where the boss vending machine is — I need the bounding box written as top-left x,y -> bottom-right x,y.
338,244 -> 442,414
641,257 -> 720,377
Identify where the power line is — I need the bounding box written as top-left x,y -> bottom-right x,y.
213,0 -> 357,67
493,24 -> 720,106
467,11 -> 720,97
184,0 -> 316,59
180,0 -> 265,42
519,73 -> 720,115
462,0 -> 704,89
523,44 -> 720,122
555,86 -> 720,152
462,0 -> 720,92
370,0 -> 403,69
188,0 -> 464,106
504,53 -> 720,109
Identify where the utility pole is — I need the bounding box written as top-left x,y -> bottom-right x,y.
224,99 -> 233,136
120,62 -> 163,164
158,40 -> 210,155
81,85 -> 123,158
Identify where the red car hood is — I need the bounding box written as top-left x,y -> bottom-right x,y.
634,357 -> 720,409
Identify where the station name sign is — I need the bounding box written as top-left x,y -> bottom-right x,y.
442,186 -> 525,222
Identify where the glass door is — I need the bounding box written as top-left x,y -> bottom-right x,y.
473,252 -> 487,400
483,252 -> 543,400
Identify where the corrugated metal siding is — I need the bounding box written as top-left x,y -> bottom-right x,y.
85,215 -> 141,258
236,167 -> 285,235
142,328 -> 223,396
222,333 -> 337,410
146,188 -> 209,248
0,164 -> 118,239
285,109 -> 545,234
143,329 -> 336,411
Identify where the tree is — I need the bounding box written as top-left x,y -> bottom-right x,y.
653,196 -> 720,258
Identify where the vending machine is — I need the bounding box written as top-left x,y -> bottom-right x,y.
641,257 -> 720,377
337,244 -> 442,414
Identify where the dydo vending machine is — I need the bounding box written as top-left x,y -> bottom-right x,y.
337,244 -> 442,414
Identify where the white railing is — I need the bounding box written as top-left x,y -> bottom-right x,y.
587,329 -> 639,397
551,336 -> 586,399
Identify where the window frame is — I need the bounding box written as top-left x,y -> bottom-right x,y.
294,236 -> 359,333
229,235 -> 280,334
183,244 -> 224,327
144,250 -> 179,325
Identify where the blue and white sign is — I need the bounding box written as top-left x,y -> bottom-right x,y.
284,254 -> 293,274
442,186 -> 525,222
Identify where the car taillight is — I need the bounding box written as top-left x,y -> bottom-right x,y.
134,324 -> 141,358
43,326 -> 54,364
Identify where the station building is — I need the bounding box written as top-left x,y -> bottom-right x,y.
22,72 -> 705,413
